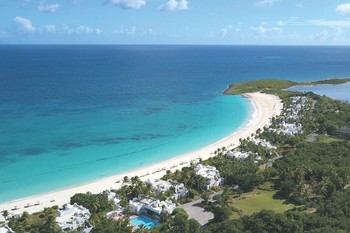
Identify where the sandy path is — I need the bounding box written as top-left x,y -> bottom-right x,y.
0,92 -> 282,220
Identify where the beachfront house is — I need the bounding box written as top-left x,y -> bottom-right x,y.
106,191 -> 125,219
107,191 -> 124,210
279,122 -> 303,136
249,138 -> 277,150
227,150 -> 251,160
56,203 -> 90,231
0,225 -> 14,233
146,179 -> 188,200
129,194 -> 176,215
194,164 -> 223,190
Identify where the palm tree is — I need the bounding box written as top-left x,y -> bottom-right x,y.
123,176 -> 130,185
21,211 -> 30,225
135,224 -> 146,233
2,210 -> 9,219
41,215 -> 58,233
90,199 -> 101,213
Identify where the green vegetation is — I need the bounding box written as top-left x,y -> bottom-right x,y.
300,78 -> 350,86
8,208 -> 59,233
224,79 -> 296,94
312,95 -> 350,135
224,78 -> 350,100
230,190 -> 295,218
317,134 -> 343,143
274,141 -> 350,205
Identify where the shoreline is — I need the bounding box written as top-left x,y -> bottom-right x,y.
0,92 -> 283,218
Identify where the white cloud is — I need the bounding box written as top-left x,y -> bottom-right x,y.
221,25 -> 232,38
38,1 -> 60,13
336,3 -> 350,16
44,25 -> 57,32
114,26 -> 137,35
309,19 -> 350,28
14,16 -> 35,32
250,24 -> 283,35
315,28 -> 344,41
159,0 -> 189,11
255,0 -> 281,7
315,30 -> 329,40
75,25 -> 102,35
104,0 -> 146,9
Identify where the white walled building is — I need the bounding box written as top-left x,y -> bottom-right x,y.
250,138 -> 277,150
194,164 -> 223,190
227,150 -> 251,160
129,195 -> 176,215
146,179 -> 188,200
0,225 -> 14,233
56,203 -> 90,231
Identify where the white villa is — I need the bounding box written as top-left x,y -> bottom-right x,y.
108,192 -> 123,209
56,203 -> 90,231
250,138 -> 277,150
146,179 -> 188,200
106,191 -> 125,219
227,150 -> 251,160
194,164 -> 223,190
279,122 -> 303,136
129,194 -> 176,215
0,225 -> 14,233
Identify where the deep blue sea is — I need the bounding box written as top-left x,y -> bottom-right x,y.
1,45 -> 350,202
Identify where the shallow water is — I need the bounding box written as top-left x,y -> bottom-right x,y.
1,45 -> 350,202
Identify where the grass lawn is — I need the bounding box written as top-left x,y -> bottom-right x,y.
230,190 -> 296,219
317,134 -> 343,143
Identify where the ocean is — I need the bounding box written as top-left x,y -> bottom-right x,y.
289,83 -> 350,102
1,45 -> 350,202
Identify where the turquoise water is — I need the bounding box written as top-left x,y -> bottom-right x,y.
130,215 -> 161,229
289,82 -> 350,102
1,45 -> 350,203
0,93 -> 249,202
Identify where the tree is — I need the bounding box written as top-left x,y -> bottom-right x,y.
212,206 -> 232,223
2,210 -> 9,219
123,176 -> 130,185
201,191 -> 210,206
40,215 -> 59,233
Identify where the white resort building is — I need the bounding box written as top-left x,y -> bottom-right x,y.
0,225 -> 14,233
279,122 -> 303,136
146,179 -> 188,200
56,203 -> 90,231
106,191 -> 125,220
129,194 -> 176,215
249,138 -> 277,150
227,150 -> 251,160
194,164 -> 223,190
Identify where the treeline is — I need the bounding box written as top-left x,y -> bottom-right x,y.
274,141 -> 350,204
312,95 -> 350,134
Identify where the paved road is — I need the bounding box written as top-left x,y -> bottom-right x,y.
179,191 -> 222,226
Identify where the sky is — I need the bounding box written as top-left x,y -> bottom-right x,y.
1,0 -> 350,44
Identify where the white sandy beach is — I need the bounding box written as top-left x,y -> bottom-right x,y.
0,92 -> 282,220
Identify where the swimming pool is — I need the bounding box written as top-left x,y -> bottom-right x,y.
130,215 -> 161,229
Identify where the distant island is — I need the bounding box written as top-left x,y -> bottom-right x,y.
224,78 -> 350,95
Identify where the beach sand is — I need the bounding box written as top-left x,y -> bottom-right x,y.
0,92 -> 283,219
